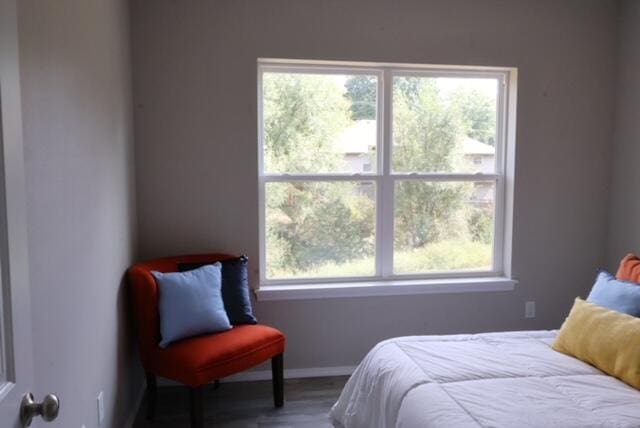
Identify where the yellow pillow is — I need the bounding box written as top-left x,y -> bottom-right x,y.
553,297 -> 640,389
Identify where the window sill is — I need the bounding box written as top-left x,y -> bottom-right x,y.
255,277 -> 517,301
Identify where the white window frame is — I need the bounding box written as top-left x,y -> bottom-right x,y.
258,58 -> 517,293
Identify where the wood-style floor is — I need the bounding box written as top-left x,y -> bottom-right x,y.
133,376 -> 348,427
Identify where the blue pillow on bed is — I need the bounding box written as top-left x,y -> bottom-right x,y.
586,270 -> 640,317
152,263 -> 231,348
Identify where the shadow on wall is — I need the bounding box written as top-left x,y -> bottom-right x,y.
112,273 -> 145,427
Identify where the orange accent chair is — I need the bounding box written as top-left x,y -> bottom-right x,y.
616,254 -> 640,284
128,253 -> 286,428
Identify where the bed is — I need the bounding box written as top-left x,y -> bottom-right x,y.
330,330 -> 640,428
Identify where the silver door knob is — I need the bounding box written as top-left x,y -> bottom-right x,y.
20,393 -> 60,427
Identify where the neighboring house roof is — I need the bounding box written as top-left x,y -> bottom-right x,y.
334,120 -> 495,156
462,137 -> 494,155
334,120 -> 376,154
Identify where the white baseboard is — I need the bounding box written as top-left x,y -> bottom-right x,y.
157,365 -> 356,387
123,380 -> 146,428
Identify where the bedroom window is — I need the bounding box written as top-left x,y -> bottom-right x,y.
258,59 -> 516,288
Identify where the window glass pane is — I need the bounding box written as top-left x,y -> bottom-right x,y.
394,180 -> 495,274
392,76 -> 498,173
265,181 -> 376,279
263,72 -> 378,174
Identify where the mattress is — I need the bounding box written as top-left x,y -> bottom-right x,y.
330,330 -> 640,428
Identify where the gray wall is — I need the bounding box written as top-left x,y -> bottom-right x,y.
130,0 -> 617,370
18,1 -> 141,427
607,0 -> 640,269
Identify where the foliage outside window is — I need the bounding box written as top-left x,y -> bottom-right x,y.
259,61 -> 512,284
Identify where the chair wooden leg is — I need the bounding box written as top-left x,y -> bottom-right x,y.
271,353 -> 284,408
146,372 -> 157,421
190,386 -> 204,428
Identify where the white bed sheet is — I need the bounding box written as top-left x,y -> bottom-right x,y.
330,330 -> 640,428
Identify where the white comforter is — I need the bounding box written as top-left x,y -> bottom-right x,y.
330,331 -> 640,428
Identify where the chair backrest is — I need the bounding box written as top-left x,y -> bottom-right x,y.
127,253 -> 238,369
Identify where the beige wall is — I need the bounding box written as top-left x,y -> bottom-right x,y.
607,0 -> 640,269
18,1 -> 141,426
130,0 -> 617,370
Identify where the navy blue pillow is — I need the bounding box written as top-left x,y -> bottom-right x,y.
178,256 -> 257,325
586,270 -> 640,317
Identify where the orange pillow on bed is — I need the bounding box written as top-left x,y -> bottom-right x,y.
616,254 -> 640,284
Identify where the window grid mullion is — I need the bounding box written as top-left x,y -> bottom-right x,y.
261,173 -> 499,182
492,75 -> 509,273
380,68 -> 394,278
261,174 -> 381,182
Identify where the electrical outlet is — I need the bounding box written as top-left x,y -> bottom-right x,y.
525,301 -> 536,319
97,391 -> 104,426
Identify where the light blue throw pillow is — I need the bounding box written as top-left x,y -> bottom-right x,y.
586,270 -> 640,317
152,263 -> 231,348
